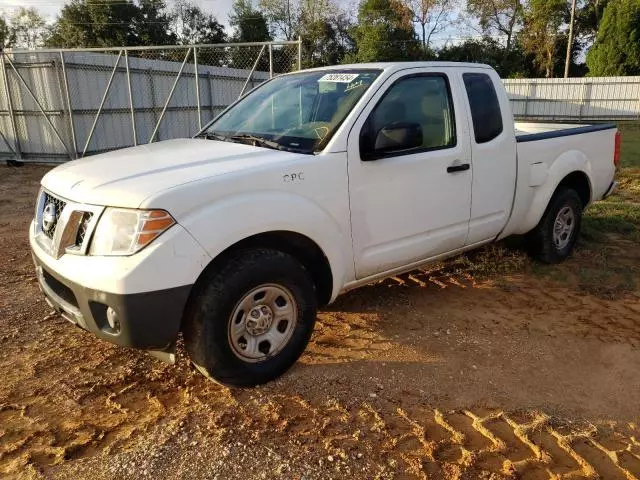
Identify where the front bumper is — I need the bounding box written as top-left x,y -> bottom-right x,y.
29,220 -> 209,356
33,253 -> 191,353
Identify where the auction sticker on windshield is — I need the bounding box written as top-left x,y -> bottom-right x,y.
318,73 -> 359,83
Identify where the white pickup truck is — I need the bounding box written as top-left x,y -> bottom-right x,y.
30,62 -> 620,386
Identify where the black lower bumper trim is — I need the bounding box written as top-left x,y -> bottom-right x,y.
33,254 -> 192,351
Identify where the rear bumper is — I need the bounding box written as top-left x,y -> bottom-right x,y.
33,252 -> 192,352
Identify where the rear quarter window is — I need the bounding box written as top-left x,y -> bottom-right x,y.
463,73 -> 503,144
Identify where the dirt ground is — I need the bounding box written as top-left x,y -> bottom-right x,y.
1,165 -> 639,480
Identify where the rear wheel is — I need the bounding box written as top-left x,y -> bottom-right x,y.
183,248 -> 317,386
527,187 -> 583,264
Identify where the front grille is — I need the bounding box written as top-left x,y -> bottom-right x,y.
75,212 -> 94,246
42,268 -> 78,308
41,192 -> 67,239
35,191 -> 102,258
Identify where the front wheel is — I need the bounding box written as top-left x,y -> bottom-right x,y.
526,187 -> 583,264
183,249 -> 317,386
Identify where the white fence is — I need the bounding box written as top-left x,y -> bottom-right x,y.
2,53 -> 639,163
504,76 -> 640,121
0,41 -> 301,163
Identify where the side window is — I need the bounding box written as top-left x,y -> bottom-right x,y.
462,72 -> 503,143
362,75 -> 456,159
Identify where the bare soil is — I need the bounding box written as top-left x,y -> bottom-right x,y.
1,165 -> 639,480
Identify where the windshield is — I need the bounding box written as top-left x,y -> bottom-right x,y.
201,69 -> 382,154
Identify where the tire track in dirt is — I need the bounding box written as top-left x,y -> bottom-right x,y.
2,265 -> 639,478
3,269 -> 640,478
5,370 -> 639,480
372,266 -> 640,347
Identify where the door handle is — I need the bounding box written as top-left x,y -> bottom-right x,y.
447,163 -> 470,173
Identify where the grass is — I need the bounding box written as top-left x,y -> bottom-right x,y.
617,121 -> 640,168
582,168 -> 640,244
450,242 -> 530,279
581,121 -> 640,243
580,121 -> 640,242
574,122 -> 640,297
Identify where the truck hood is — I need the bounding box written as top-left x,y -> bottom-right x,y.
41,138 -> 301,207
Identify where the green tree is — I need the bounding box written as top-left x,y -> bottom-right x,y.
576,0 -> 609,41
299,1 -> 354,67
46,0 -> 175,48
302,19 -> 347,67
137,0 -> 177,46
46,0 -> 140,47
254,0 -> 353,66
466,0 -> 523,52
438,37 -> 533,77
228,0 -> 271,70
172,0 -> 226,44
520,0 -> 567,77
586,0 -> 640,75
331,11 -> 356,56
1,15 -> 16,48
348,0 -> 422,62
229,0 -> 271,42
10,7 -> 46,49
259,0 -> 300,39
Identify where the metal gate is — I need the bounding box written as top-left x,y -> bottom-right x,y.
0,40 -> 302,163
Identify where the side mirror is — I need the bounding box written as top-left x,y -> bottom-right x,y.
361,122 -> 423,161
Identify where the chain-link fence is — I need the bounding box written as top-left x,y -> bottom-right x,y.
0,40 -> 301,163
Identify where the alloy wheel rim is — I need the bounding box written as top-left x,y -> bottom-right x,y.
553,205 -> 575,250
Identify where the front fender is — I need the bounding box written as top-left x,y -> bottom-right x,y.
518,150 -> 592,235
178,191 -> 350,301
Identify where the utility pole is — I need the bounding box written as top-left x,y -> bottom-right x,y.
564,0 -> 577,78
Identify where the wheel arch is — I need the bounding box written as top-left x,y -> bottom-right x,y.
187,230 -> 334,312
516,148 -> 593,236
520,169 -> 591,235
555,170 -> 591,207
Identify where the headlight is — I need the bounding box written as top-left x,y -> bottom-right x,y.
89,208 -> 175,256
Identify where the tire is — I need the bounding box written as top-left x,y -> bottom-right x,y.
526,187 -> 583,264
183,248 -> 317,387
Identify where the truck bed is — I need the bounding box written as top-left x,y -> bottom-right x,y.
514,122 -> 616,142
499,121 -> 618,239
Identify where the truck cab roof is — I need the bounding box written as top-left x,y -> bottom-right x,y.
297,62 -> 495,74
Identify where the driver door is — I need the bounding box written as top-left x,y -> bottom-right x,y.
347,70 -> 473,279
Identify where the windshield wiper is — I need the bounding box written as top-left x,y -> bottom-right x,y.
197,131 -> 282,151
227,134 -> 282,151
196,132 -> 227,141
198,131 -> 311,154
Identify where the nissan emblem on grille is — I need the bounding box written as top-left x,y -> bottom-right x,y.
42,203 -> 57,232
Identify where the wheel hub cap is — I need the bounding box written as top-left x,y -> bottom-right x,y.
246,305 -> 273,335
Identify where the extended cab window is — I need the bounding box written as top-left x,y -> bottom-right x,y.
462,72 -> 503,143
362,75 -> 456,160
